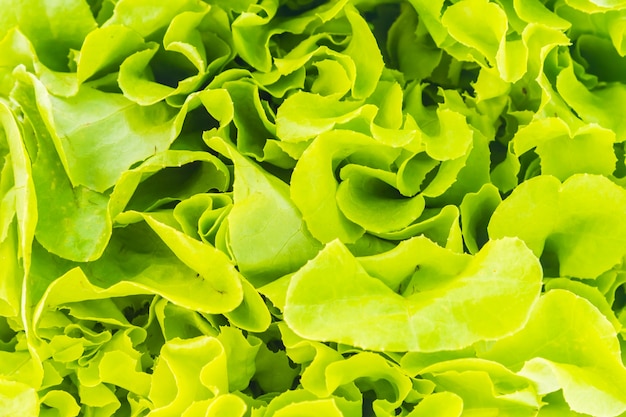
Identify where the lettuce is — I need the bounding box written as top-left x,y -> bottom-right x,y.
3,0 -> 626,416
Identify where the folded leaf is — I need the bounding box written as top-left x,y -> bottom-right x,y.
480,289 -> 626,417
489,174 -> 626,278
290,130 -> 400,243
207,136 -> 322,286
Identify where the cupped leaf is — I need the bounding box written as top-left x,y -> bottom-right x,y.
76,24 -> 147,84
40,391 -> 84,417
202,394 -> 248,417
460,183 -> 501,254
387,4 -> 443,82
220,79 -> 276,160
342,3 -> 384,99
310,59 -> 352,98
118,45 -> 176,106
173,193 -> 232,244
489,174 -> 626,278
207,136 -> 322,287
545,277 -> 621,330
323,352 -> 413,407
396,152 -> 439,197
149,336 -> 228,416
215,327 -> 261,392
0,29 -> 37,97
441,0 -> 508,65
223,277 -> 271,333
422,108 -> 474,161
290,130 -> 400,244
557,62 -> 626,141
514,0 -> 571,30
374,205 -> 463,251
109,150 -> 230,217
336,165 -> 425,234
119,4 -> 233,106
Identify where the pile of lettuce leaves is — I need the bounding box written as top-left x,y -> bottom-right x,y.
3,0 -> 626,415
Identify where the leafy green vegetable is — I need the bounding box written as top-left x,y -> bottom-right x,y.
3,0 -> 626,415
489,174 -> 626,278
480,289 -> 626,416
285,237 -> 541,352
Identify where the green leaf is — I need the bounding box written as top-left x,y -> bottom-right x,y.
220,80 -> 276,160
254,340 -> 300,394
460,183 -> 501,254
336,165 -> 425,233
26,72 -> 182,193
407,392 -> 463,417
275,92 -> 365,143
41,390 -> 80,417
0,29 -> 37,97
441,0 -> 507,65
513,117 -> 616,181
149,336 -> 228,416
557,62 -> 626,141
172,193 -> 232,245
0,0 -> 96,72
514,0 -> 571,29
224,277 -> 271,332
373,205 -> 462,250
422,108 -> 474,161
155,298 -> 216,341
110,150 -> 230,217
202,394 -> 248,417
563,0 -> 626,13
357,235 -> 470,293
102,0 -> 205,38
263,389 -> 360,417
115,212 -> 244,314
387,4 -> 443,82
420,359 -> 540,416
480,289 -> 626,417
12,71 -> 111,262
76,24 -> 147,84
207,136 -> 322,286
544,277 -> 621,330
32,219 -> 243,323
216,327 -> 261,392
489,174 -> 626,278
323,352 -> 413,406
0,379 -> 38,417
284,237 -> 542,352
77,383 -> 120,416
0,100 -> 37,317
343,4 -> 384,99
290,130 -> 400,244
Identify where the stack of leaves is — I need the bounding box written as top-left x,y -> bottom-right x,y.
2,0 -> 626,415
